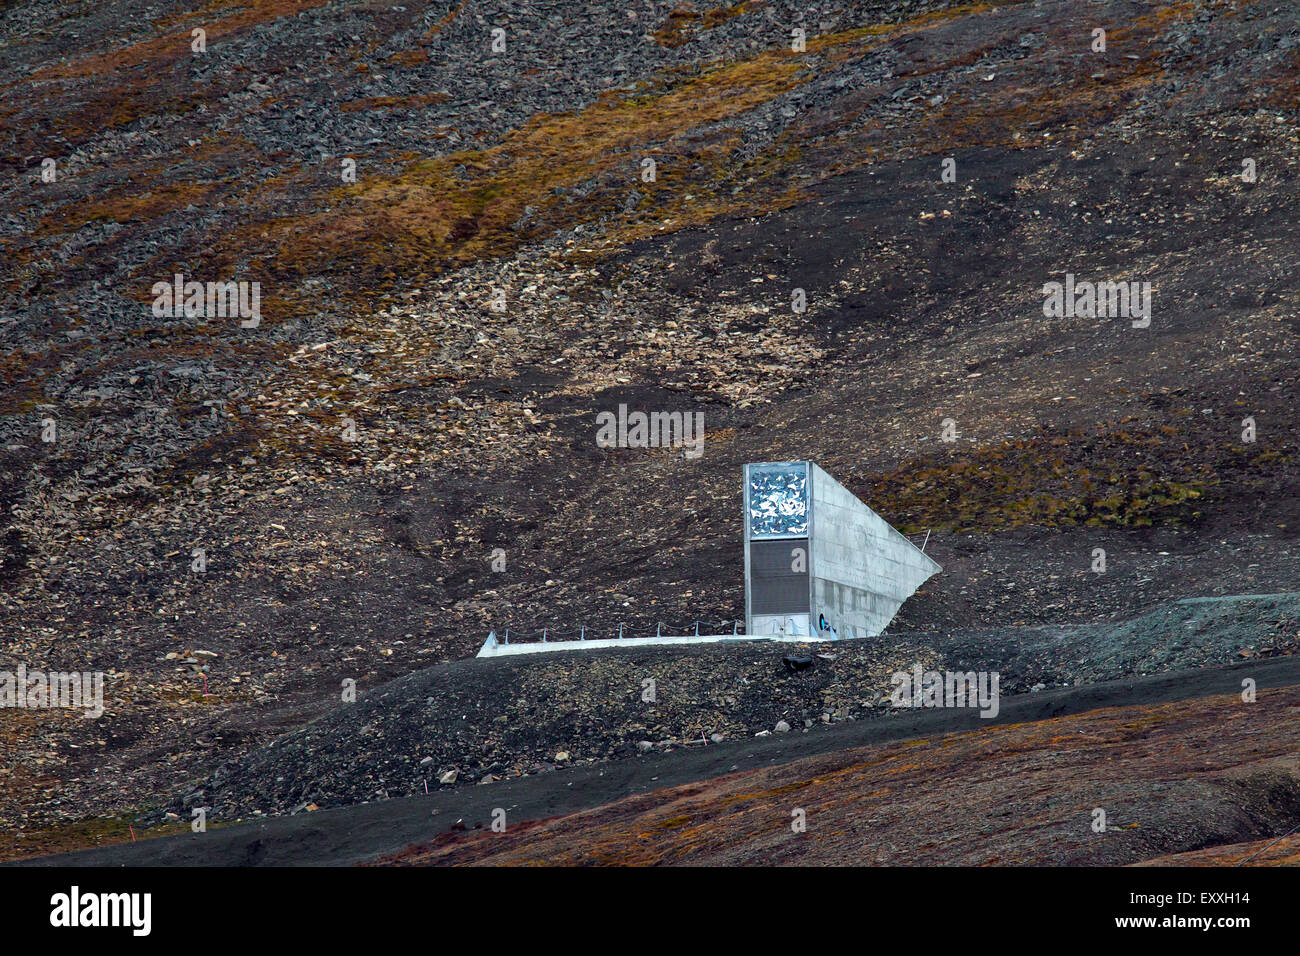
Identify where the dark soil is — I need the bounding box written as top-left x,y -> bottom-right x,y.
162,592 -> 1300,823
13,654 -> 1300,867
3,0 -> 1300,860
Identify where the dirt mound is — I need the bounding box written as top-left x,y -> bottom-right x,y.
374,686 -> 1300,866
15,655 -> 1300,867
177,594 -> 1299,821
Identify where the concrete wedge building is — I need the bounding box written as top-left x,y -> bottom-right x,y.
478,460 -> 939,657
744,461 -> 940,639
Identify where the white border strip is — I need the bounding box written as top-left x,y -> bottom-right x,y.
476,631 -> 836,658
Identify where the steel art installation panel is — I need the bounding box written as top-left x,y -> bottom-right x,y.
747,462 -> 809,538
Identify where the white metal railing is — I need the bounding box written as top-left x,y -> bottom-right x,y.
490,620 -> 745,646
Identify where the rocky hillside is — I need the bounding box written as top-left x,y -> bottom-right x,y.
2,0 -> 1299,854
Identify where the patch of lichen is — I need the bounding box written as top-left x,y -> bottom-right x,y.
30,0 -> 342,82
0,812 -> 226,863
848,427 -> 1223,533
652,1 -> 761,48
340,92 -> 447,112
260,50 -> 810,294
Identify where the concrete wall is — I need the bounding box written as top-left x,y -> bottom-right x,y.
749,613 -> 812,637
743,461 -> 811,636
808,462 -> 941,638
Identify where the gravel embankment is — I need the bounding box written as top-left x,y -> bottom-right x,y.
182,593 -> 1299,820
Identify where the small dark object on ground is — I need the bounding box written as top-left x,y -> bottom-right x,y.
783,655 -> 815,673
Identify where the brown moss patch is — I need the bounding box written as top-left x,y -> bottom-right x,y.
339,92 -> 447,113
1258,47 -> 1300,108
386,49 -> 428,67
0,813 -> 221,863
31,0 -> 343,82
74,182 -> 218,226
258,50 -> 810,292
423,0 -> 466,42
846,424 -> 1226,533
51,76 -> 210,144
926,64 -> 1158,151
0,340 -> 92,415
1136,832 -> 1300,867
652,1 -> 763,49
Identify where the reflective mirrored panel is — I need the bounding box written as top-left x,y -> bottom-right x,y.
747,463 -> 808,538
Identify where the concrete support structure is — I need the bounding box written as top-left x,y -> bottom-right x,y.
475,461 -> 939,659
744,461 -> 940,640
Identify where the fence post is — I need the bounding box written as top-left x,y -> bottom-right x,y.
656,622 -> 662,638
618,623 -> 623,639
733,621 -> 739,635
694,621 -> 700,636
504,629 -> 510,644
542,628 -> 547,643
580,626 -> 585,641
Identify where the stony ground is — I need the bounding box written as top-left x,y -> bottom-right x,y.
15,654 -> 1300,866
2,0 -> 1300,859
375,684 -> 1300,866
171,592 -> 1299,822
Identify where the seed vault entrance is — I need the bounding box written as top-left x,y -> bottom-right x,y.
743,461 -> 941,639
